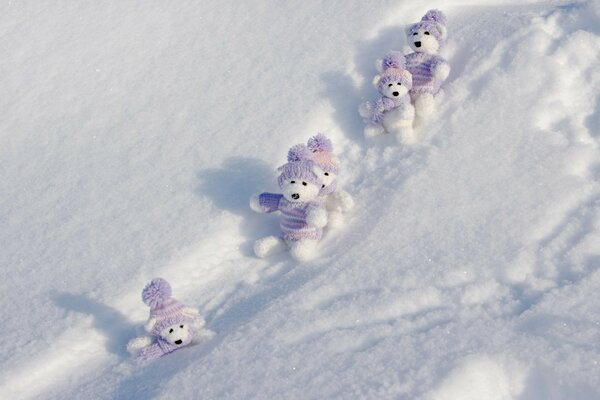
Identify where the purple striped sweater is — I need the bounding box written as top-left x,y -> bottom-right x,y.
259,192 -> 324,241
405,52 -> 447,94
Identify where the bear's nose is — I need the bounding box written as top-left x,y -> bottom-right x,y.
174,339 -> 183,345
414,41 -> 421,47
291,193 -> 300,200
393,91 -> 399,96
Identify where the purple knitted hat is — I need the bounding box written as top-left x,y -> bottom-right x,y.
406,9 -> 448,46
287,144 -> 313,162
307,133 -> 339,174
277,160 -> 322,188
142,278 -> 196,336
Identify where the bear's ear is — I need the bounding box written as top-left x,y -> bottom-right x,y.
144,317 -> 157,333
372,75 -> 382,88
374,58 -> 384,73
436,23 -> 447,40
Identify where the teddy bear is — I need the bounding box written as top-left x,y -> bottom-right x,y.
359,51 -> 416,144
127,278 -> 214,364
404,9 -> 450,119
250,159 -> 328,261
287,134 -> 353,228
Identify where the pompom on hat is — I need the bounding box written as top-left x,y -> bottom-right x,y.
307,133 -> 339,174
142,278 -> 196,335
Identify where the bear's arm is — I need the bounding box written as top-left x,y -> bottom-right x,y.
306,202 -> 328,229
371,98 -> 391,123
430,57 -> 450,81
258,192 -> 284,213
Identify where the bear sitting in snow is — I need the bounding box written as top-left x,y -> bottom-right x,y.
250,159 -> 328,261
359,51 -> 416,144
404,9 -> 450,119
127,278 -> 214,364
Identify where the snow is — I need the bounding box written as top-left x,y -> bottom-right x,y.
1,0 -> 599,399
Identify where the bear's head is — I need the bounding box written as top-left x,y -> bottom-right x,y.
406,9 -> 447,54
142,278 -> 198,347
287,134 -> 340,196
277,160 -> 324,203
159,322 -> 194,347
373,52 -> 412,99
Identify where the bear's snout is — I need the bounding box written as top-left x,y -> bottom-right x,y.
414,41 -> 421,47
174,339 -> 183,345
291,193 -> 300,200
393,91 -> 399,96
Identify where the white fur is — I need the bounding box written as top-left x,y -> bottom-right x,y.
317,169 -> 336,190
434,62 -> 450,81
380,81 -> 409,99
160,323 -> 192,345
127,336 -> 152,354
329,190 -> 354,212
249,193 -> 263,213
413,93 -> 435,117
408,29 -> 440,54
306,207 -> 327,229
254,235 -> 287,258
358,102 -> 373,119
280,180 -> 320,203
372,75 -> 381,88
289,240 -> 318,262
326,210 -> 344,230
382,104 -> 415,132
437,23 -> 448,40
144,317 -> 157,333
364,124 -> 385,138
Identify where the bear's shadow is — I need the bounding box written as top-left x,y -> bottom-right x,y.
320,25 -> 408,143
195,156 -> 281,256
50,291 -> 137,360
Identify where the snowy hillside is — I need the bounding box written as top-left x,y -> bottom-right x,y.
1,0 -> 600,398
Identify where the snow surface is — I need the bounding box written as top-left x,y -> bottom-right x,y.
1,0 -> 600,399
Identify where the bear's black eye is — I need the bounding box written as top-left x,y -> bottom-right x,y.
290,180 -> 295,184
180,325 -> 184,328
397,82 -> 401,85
424,31 -> 430,35
324,172 -> 329,176
302,182 -> 307,186
388,83 -> 393,87
413,32 -> 418,36
169,328 -> 174,333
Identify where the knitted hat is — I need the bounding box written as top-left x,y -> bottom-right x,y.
307,133 -> 339,174
376,52 -> 413,91
287,143 -> 313,162
142,278 -> 196,336
277,160 -> 322,188
406,9 -> 448,46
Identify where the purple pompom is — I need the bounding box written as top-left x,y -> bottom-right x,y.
382,51 -> 406,70
421,9 -> 447,26
307,133 -> 333,153
142,278 -> 172,308
287,144 -> 313,162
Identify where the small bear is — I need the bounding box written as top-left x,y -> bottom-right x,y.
359,51 -> 416,144
404,9 -> 450,119
250,160 -> 328,261
127,278 -> 214,364
288,134 -> 353,228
